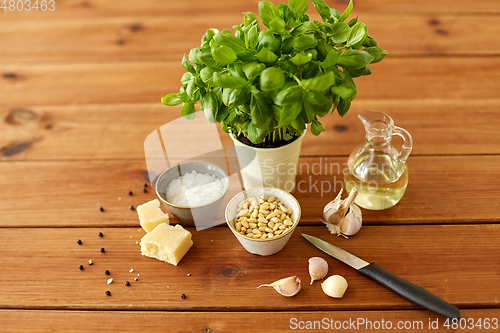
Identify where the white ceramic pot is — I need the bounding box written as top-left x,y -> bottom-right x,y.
229,130 -> 306,192
225,187 -> 301,256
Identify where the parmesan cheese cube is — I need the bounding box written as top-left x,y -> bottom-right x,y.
137,199 -> 170,232
140,223 -> 193,266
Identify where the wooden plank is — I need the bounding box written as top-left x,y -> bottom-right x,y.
1,15 -> 499,62
1,309 -> 498,332
0,156 -> 499,227
0,225 -> 498,311
0,0 -> 498,23
2,57 -> 500,108
2,99 -> 499,161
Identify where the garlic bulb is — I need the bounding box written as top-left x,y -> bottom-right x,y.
257,276 -> 301,297
323,188 -> 362,237
321,275 -> 348,298
308,257 -> 328,285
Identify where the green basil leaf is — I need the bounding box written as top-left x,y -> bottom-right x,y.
216,103 -> 230,122
346,22 -> 367,48
213,72 -> 248,88
200,67 -> 220,85
182,56 -> 196,74
347,15 -> 358,27
288,0 -> 308,16
311,0 -> 331,22
199,49 -> 220,67
291,113 -> 306,131
243,12 -> 258,24
331,85 -> 356,99
277,3 -> 294,29
291,21 -> 319,37
269,17 -> 286,35
346,64 -> 372,77
211,46 -> 238,64
279,101 -> 302,127
222,87 -> 250,107
317,100 -> 333,117
181,72 -> 194,85
281,35 -> 298,54
247,121 -> 268,144
290,52 -> 313,66
242,61 -> 266,81
305,90 -> 330,105
338,0 -> 353,23
329,22 -> 349,43
337,97 -> 351,117
364,46 -> 388,63
258,30 -> 280,53
302,61 -> 321,79
363,36 -> 378,47
260,67 -> 285,91
256,47 -> 278,64
278,59 -> 299,76
294,34 -> 318,52
250,95 -> 271,127
316,40 -> 333,60
247,25 -> 259,49
337,50 -> 374,69
202,29 -> 219,44
321,49 -> 340,69
301,93 -> 315,122
213,30 -> 246,54
188,48 -> 203,65
330,8 -> 341,22
227,62 -> 246,79
186,81 -> 200,101
212,86 -> 223,107
301,71 -> 335,91
161,93 -> 183,106
201,91 -> 218,123
181,102 -> 196,120
275,84 -> 303,106
311,117 -> 325,135
258,1 -> 278,28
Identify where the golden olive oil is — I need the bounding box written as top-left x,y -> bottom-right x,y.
344,153 -> 408,210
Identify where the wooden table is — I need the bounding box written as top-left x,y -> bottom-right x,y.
1,0 -> 500,332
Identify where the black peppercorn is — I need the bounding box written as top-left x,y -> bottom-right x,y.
100,248 -> 105,253
105,270 -> 110,275
142,188 -> 147,193
78,265 -> 84,270
105,291 -> 111,296
180,293 -> 186,299
98,232 -> 103,237
128,191 -> 133,196
77,239 -> 82,245
143,183 -> 148,187
99,207 -> 104,212
129,205 -> 135,210
125,281 -> 130,286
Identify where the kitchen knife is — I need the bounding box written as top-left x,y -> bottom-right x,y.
302,234 -> 460,319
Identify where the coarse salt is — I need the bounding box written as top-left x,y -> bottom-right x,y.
166,170 -> 224,207
107,278 -> 113,284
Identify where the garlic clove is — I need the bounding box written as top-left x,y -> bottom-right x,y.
323,188 -> 362,237
340,204 -> 362,236
308,257 -> 329,285
321,275 -> 348,298
257,276 -> 301,297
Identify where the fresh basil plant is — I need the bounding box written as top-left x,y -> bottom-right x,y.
162,0 -> 386,145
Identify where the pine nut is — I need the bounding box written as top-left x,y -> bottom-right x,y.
253,228 -> 261,235
251,211 -> 258,218
279,225 -> 286,230
274,209 -> 284,215
269,203 -> 276,210
270,217 -> 280,223
267,221 -> 275,229
274,229 -> 284,235
258,217 -> 267,224
243,201 -> 250,209
260,234 -> 267,239
241,219 -> 250,228
258,222 -> 267,228
265,227 -> 273,233
267,233 -> 274,238
238,200 -> 245,208
273,224 -> 280,231
268,196 -> 275,203
259,227 -> 266,231
237,209 -> 248,217
249,223 -> 257,229
235,222 -> 241,231
283,220 -> 293,226
253,234 -> 261,239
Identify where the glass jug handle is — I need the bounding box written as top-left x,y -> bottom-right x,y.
392,126 -> 413,163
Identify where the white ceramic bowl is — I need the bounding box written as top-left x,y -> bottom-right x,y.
225,187 -> 301,256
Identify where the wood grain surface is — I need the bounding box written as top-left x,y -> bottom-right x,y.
1,0 -> 500,331
0,226 -> 498,311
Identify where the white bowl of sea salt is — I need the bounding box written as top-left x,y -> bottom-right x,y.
155,161 -> 229,227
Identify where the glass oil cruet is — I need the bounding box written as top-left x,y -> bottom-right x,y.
344,110 -> 413,210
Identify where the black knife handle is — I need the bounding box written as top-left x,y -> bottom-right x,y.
358,263 -> 460,319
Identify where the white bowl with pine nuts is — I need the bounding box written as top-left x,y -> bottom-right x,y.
225,187 -> 301,256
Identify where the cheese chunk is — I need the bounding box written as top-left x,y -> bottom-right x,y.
137,199 -> 170,232
140,223 -> 193,266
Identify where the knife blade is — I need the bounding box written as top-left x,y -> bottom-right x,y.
302,234 -> 460,319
